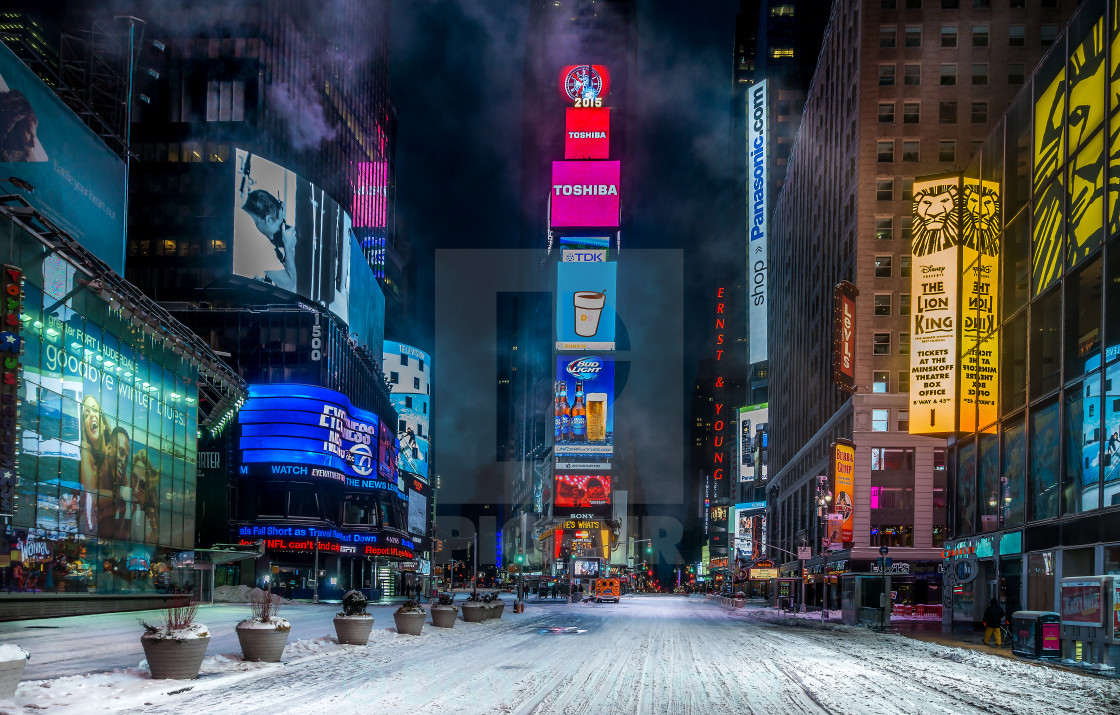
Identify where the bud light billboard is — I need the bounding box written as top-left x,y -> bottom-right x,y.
554,355 -> 614,469
238,384 -> 402,493
556,261 -> 616,351
553,474 -> 612,518
550,161 -> 620,228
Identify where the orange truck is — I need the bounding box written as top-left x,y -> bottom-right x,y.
594,578 -> 621,603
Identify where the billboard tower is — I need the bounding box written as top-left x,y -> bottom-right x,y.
549,63 -> 621,571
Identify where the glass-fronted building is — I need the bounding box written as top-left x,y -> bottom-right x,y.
944,0 -> 1120,624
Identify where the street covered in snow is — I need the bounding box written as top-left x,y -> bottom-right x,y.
1,594 -> 1118,714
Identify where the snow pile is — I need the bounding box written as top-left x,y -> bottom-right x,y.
0,643 -> 29,661
213,585 -> 293,604
139,622 -> 210,640
236,617 -> 291,631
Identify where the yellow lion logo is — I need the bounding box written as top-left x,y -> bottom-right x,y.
911,184 -> 960,257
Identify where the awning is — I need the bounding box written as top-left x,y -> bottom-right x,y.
195,541 -> 265,567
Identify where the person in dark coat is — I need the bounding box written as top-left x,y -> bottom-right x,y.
982,597 -> 1005,646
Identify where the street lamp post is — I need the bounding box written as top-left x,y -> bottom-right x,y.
815,476 -> 834,618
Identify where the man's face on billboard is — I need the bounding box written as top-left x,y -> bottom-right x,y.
109,431 -> 130,483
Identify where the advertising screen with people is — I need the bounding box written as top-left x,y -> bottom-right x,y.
553,474 -> 612,518
15,256 -> 198,594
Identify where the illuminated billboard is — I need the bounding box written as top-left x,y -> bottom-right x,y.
553,474 -> 612,518
556,261 -> 616,351
405,473 -> 429,537
558,65 -> 611,104
909,174 -> 962,435
233,149 -> 384,351
832,281 -> 857,392
384,341 -> 431,479
554,355 -> 614,468
236,524 -> 416,560
734,505 -> 766,562
830,440 -> 855,544
565,107 -> 610,159
747,79 -> 768,364
0,43 -> 126,272
572,557 -> 601,577
550,161 -> 620,228
17,267 -> 198,592
238,384 -> 404,493
959,179 -> 1001,433
738,404 -> 768,483
352,160 -> 388,229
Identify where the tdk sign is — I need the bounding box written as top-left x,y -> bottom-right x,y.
566,356 -> 603,380
562,248 -> 607,263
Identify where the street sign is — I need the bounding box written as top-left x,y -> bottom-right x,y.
879,545 -> 889,556
797,547 -> 811,560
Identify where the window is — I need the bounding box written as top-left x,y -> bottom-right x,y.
877,179 -> 895,201
943,0 -> 959,7
1041,25 -> 1057,46
900,294 -> 911,315
405,396 -> 413,409
875,255 -> 893,278
901,224 -> 912,245
972,25 -> 989,47
1008,25 -> 1025,47
902,141 -> 919,162
770,3 -> 795,15
882,0 -> 897,7
901,179 -> 914,201
1030,401 -> 1061,520
872,408 -> 891,430
880,27 -> 897,48
905,26 -> 921,48
879,102 -> 896,123
939,140 -> 956,163
769,47 -> 794,59
288,487 -> 320,519
940,64 -> 956,85
897,410 -> 910,431
899,370 -> 911,393
1009,0 -> 1024,7
903,102 -> 920,124
903,64 -> 920,86
899,332 -> 910,355
414,376 -> 421,390
942,26 -> 957,48
879,65 -> 896,86
900,256 -> 912,278
389,371 -> 399,384
906,0 -> 921,7
972,62 -> 989,85
873,371 -> 890,393
877,140 -> 895,162
875,294 -> 892,316
874,334 -> 892,356
973,0 -> 990,7
971,101 -> 988,123
939,101 -> 958,124
1041,0 -> 1057,6
400,354 -> 409,366
876,217 -> 893,240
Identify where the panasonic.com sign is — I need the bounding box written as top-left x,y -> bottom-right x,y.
747,80 -> 768,364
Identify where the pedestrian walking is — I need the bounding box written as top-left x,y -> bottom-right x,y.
982,597 -> 1005,647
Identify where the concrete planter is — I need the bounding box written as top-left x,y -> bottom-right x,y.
141,635 -> 210,680
333,616 -> 374,645
0,657 -> 27,697
430,606 -> 458,629
492,602 -> 505,619
460,603 -> 487,623
393,610 -> 426,635
236,624 -> 290,662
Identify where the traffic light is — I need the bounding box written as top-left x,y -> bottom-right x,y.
645,543 -> 652,553
515,552 -> 525,565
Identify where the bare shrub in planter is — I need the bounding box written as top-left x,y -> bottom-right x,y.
236,590 -> 290,662
140,600 -> 210,680
393,599 -> 426,635
335,589 -> 375,645
430,593 -> 458,629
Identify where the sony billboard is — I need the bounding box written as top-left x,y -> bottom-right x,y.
747,80 -> 768,364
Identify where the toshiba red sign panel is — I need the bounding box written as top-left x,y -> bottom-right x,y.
565,107 -> 610,159
550,161 -> 620,228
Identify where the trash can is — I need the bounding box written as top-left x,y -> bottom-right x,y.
1011,611 -> 1061,659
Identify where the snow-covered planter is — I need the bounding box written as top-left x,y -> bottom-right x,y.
334,590 -> 374,645
0,644 -> 30,697
393,600 -> 426,635
461,593 -> 486,623
140,603 -> 209,680
430,593 -> 457,629
237,591 -> 290,662
484,593 -> 505,619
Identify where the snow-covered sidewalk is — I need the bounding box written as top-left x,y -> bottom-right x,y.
0,595 -> 1117,713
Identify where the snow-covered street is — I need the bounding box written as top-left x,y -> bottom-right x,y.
2,594 -> 1118,714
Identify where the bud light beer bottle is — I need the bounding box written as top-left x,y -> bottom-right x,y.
554,382 -> 563,440
571,381 -> 587,441
560,382 -> 571,441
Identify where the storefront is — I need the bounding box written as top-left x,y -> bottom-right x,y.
942,531 -> 1023,626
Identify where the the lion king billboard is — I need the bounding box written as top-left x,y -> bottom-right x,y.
908,172 -> 1001,436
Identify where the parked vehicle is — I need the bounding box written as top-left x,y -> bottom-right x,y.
595,578 -> 621,603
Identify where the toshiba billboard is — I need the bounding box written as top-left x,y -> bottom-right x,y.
565,107 -> 610,159
550,161 -> 620,228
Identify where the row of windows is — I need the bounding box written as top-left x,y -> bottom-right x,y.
873,292 -> 911,316
873,370 -> 913,394
873,254 -> 912,278
882,0 -> 1057,8
872,331 -> 912,356
879,63 -> 1005,88
871,408 -> 912,432
880,23 -> 1053,49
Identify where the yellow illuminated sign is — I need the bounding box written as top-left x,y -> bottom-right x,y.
960,179 -> 1000,433
910,176 -> 961,435
831,439 -> 855,543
